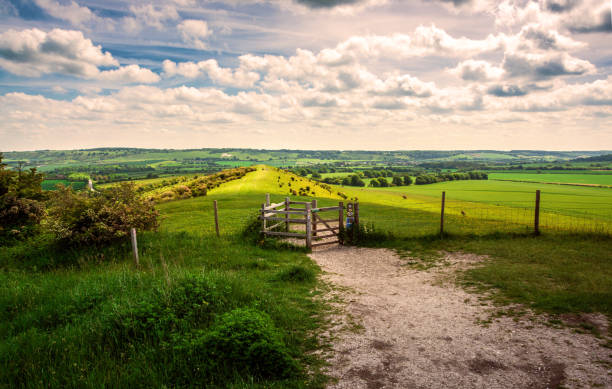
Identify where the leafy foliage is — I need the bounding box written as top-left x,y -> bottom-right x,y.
174,308 -> 298,382
46,182 -> 159,246
0,154 -> 46,244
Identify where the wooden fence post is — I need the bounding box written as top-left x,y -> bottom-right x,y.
213,200 -> 220,238
266,193 -> 270,207
354,202 -> 359,227
261,203 -> 266,232
284,197 -> 290,232
130,228 -> 139,267
338,201 -> 344,245
534,190 -> 541,235
440,191 -> 446,236
305,202 -> 312,249
311,199 -> 318,236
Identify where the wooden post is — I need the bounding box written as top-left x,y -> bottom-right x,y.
130,228 -> 139,267
354,202 -> 359,227
534,190 -> 541,235
440,191 -> 446,236
284,197 -> 290,232
261,203 -> 266,232
265,193 -> 270,207
311,199 -> 318,236
305,202 -> 312,249
213,200 -> 220,237
338,201 -> 344,245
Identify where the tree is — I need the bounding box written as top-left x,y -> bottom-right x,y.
391,176 -> 403,186
377,177 -> 389,187
403,175 -> 413,186
350,175 -> 365,187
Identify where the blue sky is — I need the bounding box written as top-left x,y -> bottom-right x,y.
0,0 -> 611,151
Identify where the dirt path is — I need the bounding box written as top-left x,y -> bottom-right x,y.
311,246 -> 611,389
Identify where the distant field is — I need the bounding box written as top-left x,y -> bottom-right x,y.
41,180 -> 86,191
178,167 -> 612,237
489,172 -> 612,186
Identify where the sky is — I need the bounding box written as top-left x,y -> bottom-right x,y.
0,0 -> 611,151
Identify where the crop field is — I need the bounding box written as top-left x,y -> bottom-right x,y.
41,180 -> 86,191
489,172 -> 612,186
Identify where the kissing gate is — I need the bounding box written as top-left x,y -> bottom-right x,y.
260,194 -> 359,249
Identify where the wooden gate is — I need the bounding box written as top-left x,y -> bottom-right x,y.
260,194 -> 358,249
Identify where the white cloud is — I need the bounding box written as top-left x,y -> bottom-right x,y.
163,59 -> 260,88
0,28 -> 159,84
494,0 -> 611,33
503,51 -> 595,80
450,60 -> 504,81
0,28 -> 117,77
178,20 -> 211,49
129,4 -> 179,30
35,0 -> 95,26
99,65 -> 161,84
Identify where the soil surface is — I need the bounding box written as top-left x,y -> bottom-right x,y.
310,246 -> 612,389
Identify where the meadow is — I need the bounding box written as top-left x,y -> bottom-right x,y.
41,179 -> 86,191
489,171 -> 612,186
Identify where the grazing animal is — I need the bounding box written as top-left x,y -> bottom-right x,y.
461,210 -> 466,216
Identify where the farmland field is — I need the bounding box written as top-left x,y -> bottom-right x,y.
489,172 -> 612,186
41,179 -> 86,191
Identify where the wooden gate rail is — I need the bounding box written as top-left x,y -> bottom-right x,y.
260,194 -> 358,249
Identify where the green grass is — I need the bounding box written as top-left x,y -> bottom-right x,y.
0,176 -> 331,388
378,235 -> 612,318
489,172 -> 612,186
41,180 -> 86,191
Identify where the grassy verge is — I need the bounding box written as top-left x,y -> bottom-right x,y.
1,231 -> 329,388
368,234 -> 612,321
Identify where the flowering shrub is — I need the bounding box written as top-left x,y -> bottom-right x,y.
46,182 -> 159,246
0,154 -> 46,244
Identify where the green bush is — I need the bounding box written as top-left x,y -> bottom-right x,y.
175,308 -> 298,380
46,182 -> 159,246
0,154 -> 46,244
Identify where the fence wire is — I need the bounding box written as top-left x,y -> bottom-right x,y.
162,190 -> 611,239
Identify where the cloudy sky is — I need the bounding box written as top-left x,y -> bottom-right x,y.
0,0 -> 611,151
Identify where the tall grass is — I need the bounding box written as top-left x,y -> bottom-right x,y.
0,230 -> 329,388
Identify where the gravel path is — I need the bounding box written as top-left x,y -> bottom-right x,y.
310,246 -> 612,389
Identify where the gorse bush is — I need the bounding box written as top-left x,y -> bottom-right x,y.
46,182 -> 159,246
0,154 -> 46,244
144,167 -> 256,202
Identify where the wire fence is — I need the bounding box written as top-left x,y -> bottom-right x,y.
352,189 -> 611,237
158,190 -> 612,240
